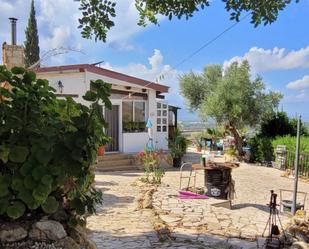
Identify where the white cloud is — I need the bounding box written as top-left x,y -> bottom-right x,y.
296,90 -> 307,99
223,46 -> 309,73
287,75 -> 309,90
41,25 -> 71,49
102,49 -> 184,107
284,89 -> 309,103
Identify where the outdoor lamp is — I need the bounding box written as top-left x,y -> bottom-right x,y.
58,80 -> 64,93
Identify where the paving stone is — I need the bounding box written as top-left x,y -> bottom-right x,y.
86,162 -> 309,249
228,238 -> 258,249
160,215 -> 182,224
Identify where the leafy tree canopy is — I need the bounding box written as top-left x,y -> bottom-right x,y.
179,65 -> 222,111
76,0 -> 298,42
180,61 -> 282,154
260,111 -> 309,137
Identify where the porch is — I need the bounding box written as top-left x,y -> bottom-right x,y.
104,93 -> 172,154
95,153 -> 139,172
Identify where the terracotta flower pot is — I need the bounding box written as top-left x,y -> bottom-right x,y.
98,145 -> 105,156
197,147 -> 202,152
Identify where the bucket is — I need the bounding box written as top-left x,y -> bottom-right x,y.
282,200 -> 302,212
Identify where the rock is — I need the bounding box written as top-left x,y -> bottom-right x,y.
51,208 -> 69,222
207,222 -> 222,231
70,226 -> 97,249
142,190 -> 153,209
35,220 -> 67,241
290,241 -> 309,249
293,216 -> 306,226
212,241 -> 235,249
29,227 -> 48,241
288,225 -> 301,235
55,236 -> 79,249
228,238 -> 257,249
225,227 -> 241,237
279,232 -> 294,246
83,236 -> 97,249
0,225 -> 28,242
160,214 -> 182,224
69,228 -> 83,245
295,231 -> 309,243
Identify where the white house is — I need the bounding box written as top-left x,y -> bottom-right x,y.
36,64 -> 177,153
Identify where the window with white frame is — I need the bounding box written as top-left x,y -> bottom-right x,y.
122,101 -> 146,132
157,102 -> 168,132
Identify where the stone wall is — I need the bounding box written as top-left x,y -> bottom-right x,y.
2,42 -> 24,69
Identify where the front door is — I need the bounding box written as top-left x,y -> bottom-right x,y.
105,105 -> 119,152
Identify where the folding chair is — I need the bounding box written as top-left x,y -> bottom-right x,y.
179,163 -> 197,192
279,189 -> 307,213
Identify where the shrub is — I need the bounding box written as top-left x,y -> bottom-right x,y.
272,135 -> 309,154
137,149 -> 165,184
248,136 -> 274,163
0,66 -> 111,226
137,150 -> 160,170
226,146 -> 237,157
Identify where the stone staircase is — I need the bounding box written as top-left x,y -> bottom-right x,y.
94,153 -> 140,172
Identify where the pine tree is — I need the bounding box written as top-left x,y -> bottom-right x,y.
24,0 -> 40,68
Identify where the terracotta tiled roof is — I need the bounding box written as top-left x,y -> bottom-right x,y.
36,64 -> 169,93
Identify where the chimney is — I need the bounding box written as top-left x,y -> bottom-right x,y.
2,17 -> 24,69
9,17 -> 18,45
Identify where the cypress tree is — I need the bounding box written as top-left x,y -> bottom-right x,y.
24,0 -> 40,68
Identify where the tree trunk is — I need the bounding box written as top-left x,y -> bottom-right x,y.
229,125 -> 244,156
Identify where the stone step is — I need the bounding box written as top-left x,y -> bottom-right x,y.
96,158 -> 134,168
94,165 -> 140,172
98,153 -> 134,162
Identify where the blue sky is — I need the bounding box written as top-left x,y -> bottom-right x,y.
1,0 -> 309,121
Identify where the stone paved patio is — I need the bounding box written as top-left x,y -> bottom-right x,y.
87,162 -> 309,249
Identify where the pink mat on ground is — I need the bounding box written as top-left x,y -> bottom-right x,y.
178,191 -> 209,199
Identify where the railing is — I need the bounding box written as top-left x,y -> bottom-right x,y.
279,150 -> 309,177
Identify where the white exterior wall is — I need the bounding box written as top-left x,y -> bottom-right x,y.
86,72 -> 146,89
123,132 -> 149,153
37,71 -> 89,106
37,70 -> 169,153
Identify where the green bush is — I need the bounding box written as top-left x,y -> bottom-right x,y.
272,135 -> 309,154
0,66 -> 111,225
260,111 -> 308,137
248,136 -> 274,163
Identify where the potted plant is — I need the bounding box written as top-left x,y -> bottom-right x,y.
126,121 -> 133,132
123,122 -> 129,132
196,137 -> 203,152
138,121 -> 146,132
168,128 -> 188,167
98,145 -> 106,156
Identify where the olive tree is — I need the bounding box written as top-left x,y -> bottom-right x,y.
76,0 -> 298,42
180,61 -> 282,155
